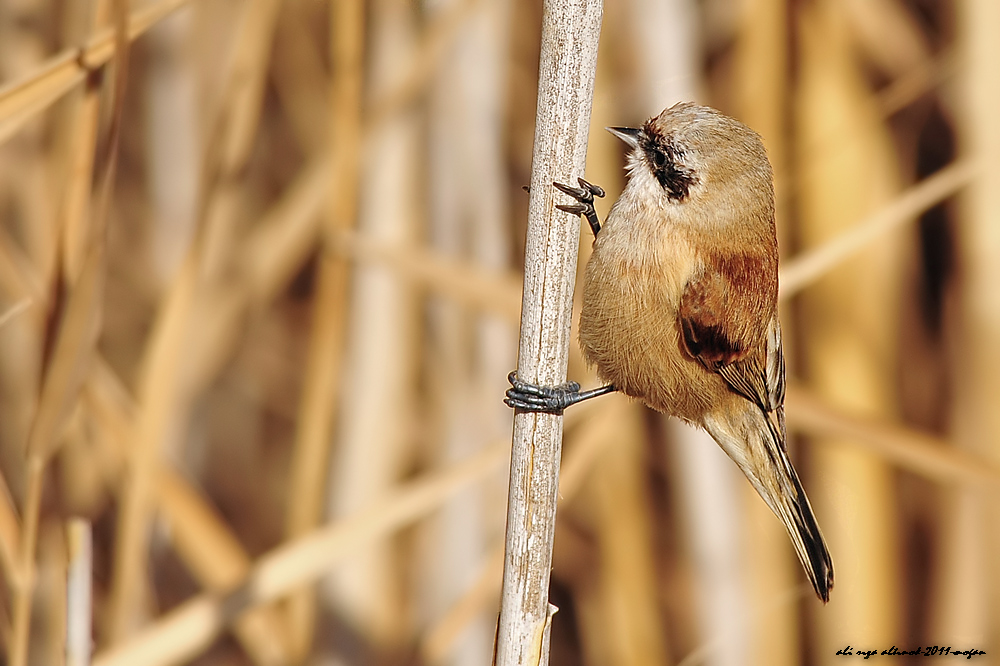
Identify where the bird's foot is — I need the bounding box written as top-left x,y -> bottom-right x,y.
504,371 -> 616,414
554,178 -> 605,237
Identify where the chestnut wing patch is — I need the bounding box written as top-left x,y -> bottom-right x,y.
678,268 -> 774,412
678,271 -> 746,368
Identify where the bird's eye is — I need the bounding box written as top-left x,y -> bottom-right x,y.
651,149 -> 667,168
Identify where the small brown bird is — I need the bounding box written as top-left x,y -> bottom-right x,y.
506,102 -> 834,602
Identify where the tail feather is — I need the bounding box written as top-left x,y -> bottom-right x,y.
783,458 -> 835,601
704,405 -> 834,602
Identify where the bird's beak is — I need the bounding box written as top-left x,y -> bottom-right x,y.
606,126 -> 641,149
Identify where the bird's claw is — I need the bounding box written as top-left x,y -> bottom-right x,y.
554,177 -> 605,202
504,371 -> 582,415
554,178 -> 605,237
555,203 -> 590,216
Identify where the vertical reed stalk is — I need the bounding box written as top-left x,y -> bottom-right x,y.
423,0 -> 511,662
66,519 -> 93,666
323,0 -> 419,650
9,458 -> 42,666
106,0 -> 279,644
796,1 -> 904,659
588,409 -> 669,666
281,0 -> 365,657
934,0 -> 1000,647
496,1 -> 603,663
12,0 -> 122,657
145,8 -> 199,284
60,0 -> 110,282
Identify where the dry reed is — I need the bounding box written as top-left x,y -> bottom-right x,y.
496,0 -> 602,663
0,0 -> 991,664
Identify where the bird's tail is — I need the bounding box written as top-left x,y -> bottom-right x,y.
704,404 -> 834,602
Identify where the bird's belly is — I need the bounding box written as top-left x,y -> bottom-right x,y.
579,245 -> 723,422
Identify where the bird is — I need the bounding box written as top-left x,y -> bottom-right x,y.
505,101 -> 834,602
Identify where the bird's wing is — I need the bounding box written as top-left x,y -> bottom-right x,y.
717,315 -> 785,412
680,263 -> 833,602
678,257 -> 782,414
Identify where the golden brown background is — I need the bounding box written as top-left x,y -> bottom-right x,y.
0,0 -> 996,664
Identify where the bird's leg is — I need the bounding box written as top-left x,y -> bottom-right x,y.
504,371 -> 616,415
554,178 -> 606,237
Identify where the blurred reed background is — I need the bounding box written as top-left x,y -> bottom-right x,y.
0,0 -> 997,664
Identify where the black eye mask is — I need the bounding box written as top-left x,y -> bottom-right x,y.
639,127 -> 697,201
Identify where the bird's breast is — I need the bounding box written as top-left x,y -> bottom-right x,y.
578,215 -> 725,421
